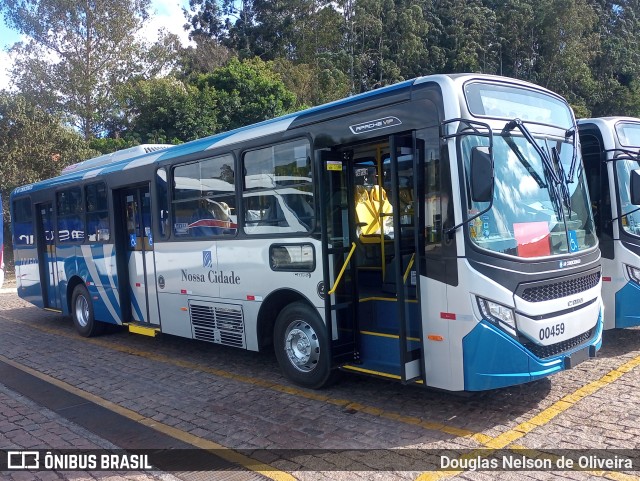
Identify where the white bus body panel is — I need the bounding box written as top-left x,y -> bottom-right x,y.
154,238 -> 324,351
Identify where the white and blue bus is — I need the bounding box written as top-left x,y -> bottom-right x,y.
578,117 -> 640,329
11,74 -> 602,391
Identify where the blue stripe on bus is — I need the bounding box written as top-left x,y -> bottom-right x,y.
615,281 -> 640,328
129,285 -> 145,322
72,246 -> 121,324
462,311 -> 603,391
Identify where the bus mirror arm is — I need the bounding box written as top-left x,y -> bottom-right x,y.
609,206 -> 640,225
565,126 -> 578,183
445,202 -> 493,239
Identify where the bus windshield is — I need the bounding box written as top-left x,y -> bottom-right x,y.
461,133 -> 597,258
615,122 -> 640,147
465,82 -> 573,129
615,158 -> 640,237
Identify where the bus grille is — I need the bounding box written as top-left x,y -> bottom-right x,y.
520,272 -> 600,303
523,328 -> 593,359
189,301 -> 246,348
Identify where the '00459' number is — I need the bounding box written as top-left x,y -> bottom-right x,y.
539,322 -> 565,341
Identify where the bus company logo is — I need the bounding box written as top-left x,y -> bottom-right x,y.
157,275 -> 165,289
203,250 -> 213,268
568,297 -> 584,307
181,269 -> 240,285
14,185 -> 33,194
349,116 -> 401,135
559,259 -> 581,268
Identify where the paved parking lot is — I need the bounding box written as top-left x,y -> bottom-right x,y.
0,283 -> 639,481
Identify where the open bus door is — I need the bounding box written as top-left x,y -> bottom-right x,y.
320,134 -> 424,383
319,150 -> 359,366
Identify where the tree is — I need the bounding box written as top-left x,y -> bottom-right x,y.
184,0 -> 226,40
0,0 -> 166,139
197,57 -> 297,131
489,0 -> 536,78
270,58 -> 350,108
116,77 -> 219,143
432,0 -> 497,74
177,36 -> 234,78
589,0 -> 640,116
532,0 -> 599,116
0,92 -> 96,270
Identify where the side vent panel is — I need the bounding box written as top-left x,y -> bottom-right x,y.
188,301 -> 245,348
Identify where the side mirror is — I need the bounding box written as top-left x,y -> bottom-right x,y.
631,169 -> 640,206
470,146 -> 494,203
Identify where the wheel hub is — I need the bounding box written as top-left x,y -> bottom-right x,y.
75,295 -> 89,328
284,321 -> 320,372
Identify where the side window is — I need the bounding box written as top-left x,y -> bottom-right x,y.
243,139 -> 314,235
424,140 -> 443,251
85,183 -> 110,242
418,126 -> 457,285
172,154 -> 237,237
56,187 -> 84,243
12,197 -> 34,246
580,133 -> 612,241
157,168 -> 170,239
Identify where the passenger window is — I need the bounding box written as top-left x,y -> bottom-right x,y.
56,187 -> 84,243
243,139 -> 314,235
157,168 -> 170,239
12,198 -> 33,246
172,154 -> 237,237
424,152 -> 443,250
85,183 -> 110,242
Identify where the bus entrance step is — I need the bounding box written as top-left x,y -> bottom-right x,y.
125,323 -> 160,337
341,360 -> 401,381
342,360 -> 424,384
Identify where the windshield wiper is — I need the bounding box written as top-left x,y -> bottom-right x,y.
502,119 -> 561,186
565,127 -> 578,183
552,146 -> 572,217
501,122 -> 546,189
503,118 -> 565,219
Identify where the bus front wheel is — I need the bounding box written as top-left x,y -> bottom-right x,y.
71,284 -> 104,337
274,302 -> 333,389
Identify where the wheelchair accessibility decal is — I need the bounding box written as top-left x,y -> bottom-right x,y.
568,230 -> 579,253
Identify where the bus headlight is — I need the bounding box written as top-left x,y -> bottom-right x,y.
626,265 -> 640,284
477,297 -> 517,336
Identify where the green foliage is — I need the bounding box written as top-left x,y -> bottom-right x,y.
270,58 -> 350,107
0,92 -> 96,227
197,58 -> 297,131
88,138 -> 140,155
0,0 -> 168,139
116,77 -> 219,143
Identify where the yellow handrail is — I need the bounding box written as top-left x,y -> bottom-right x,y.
328,242 -> 357,295
403,253 -> 416,284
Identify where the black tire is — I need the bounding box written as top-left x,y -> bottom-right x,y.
274,302 -> 333,389
71,284 -> 104,337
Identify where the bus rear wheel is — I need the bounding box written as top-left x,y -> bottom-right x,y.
274,302 -> 333,389
71,284 -> 104,337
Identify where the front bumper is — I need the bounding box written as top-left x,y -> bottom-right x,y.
462,308 -> 603,391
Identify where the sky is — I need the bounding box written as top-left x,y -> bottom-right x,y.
0,0 -> 192,91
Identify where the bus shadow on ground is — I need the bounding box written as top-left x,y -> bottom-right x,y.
597,327 -> 640,359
